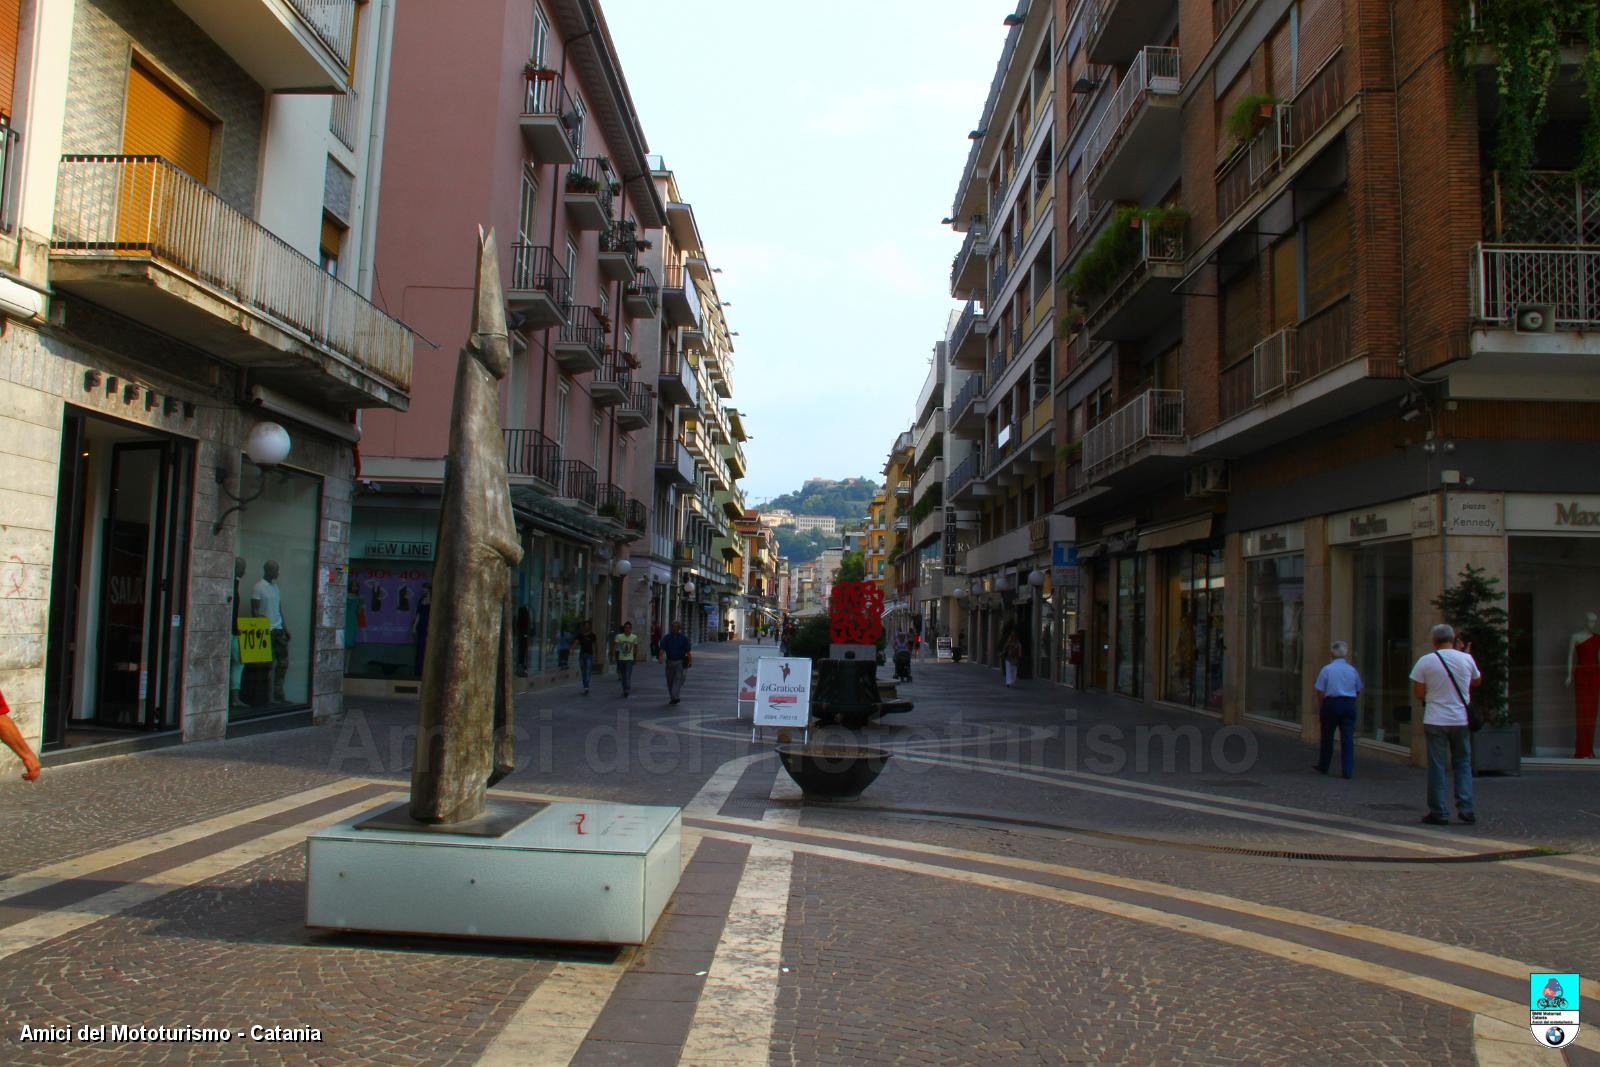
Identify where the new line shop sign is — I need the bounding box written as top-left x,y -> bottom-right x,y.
363,540 -> 435,561
754,657 -> 812,728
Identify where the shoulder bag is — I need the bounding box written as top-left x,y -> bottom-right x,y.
1434,650 -> 1483,732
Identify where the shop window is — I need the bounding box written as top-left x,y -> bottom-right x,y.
346,508 -> 437,682
233,467 -> 321,714
1245,553 -> 1304,721
1510,537 -> 1600,757
1164,547 -> 1225,710
1115,555 -> 1144,697
1351,540 -> 1413,746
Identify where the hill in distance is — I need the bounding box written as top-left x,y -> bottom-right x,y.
756,477 -> 880,521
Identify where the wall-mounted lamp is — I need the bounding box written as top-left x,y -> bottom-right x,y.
1003,12 -> 1024,26
683,580 -> 697,597
1027,568 -> 1046,588
213,422 -> 291,534
612,557 -> 633,577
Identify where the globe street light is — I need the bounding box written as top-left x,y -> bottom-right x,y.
213,422 -> 291,533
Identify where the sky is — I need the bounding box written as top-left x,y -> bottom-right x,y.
604,1 -> 1009,504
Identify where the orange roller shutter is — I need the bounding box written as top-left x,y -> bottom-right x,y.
122,64 -> 211,181
0,0 -> 18,121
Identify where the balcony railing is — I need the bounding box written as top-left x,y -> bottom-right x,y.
558,304 -> 606,351
661,264 -> 702,326
289,0 -> 357,69
51,155 -> 410,391
596,482 -> 627,523
522,70 -> 583,154
951,372 -> 984,426
950,299 -> 980,352
1472,246 -> 1600,329
510,242 -> 572,306
560,459 -> 598,508
947,453 -> 980,497
566,156 -> 614,215
1083,47 -> 1181,189
1218,53 -> 1346,225
625,266 -> 660,316
1219,299 -> 1353,420
329,88 -> 358,151
625,498 -> 648,532
985,420 -> 1021,474
505,427 -> 561,487
950,223 -> 986,291
598,224 -> 639,271
1082,389 -> 1184,474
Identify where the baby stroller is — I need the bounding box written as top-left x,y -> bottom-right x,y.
893,647 -> 913,683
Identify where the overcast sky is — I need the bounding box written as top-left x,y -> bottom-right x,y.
605,1 -> 1008,503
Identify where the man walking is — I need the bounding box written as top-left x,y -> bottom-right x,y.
659,620 -> 692,705
1312,641 -> 1363,779
1410,623 -> 1482,825
614,620 -> 639,698
576,621 -> 597,695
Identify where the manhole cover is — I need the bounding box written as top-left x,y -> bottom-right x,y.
1363,803 -> 1416,812
1200,779 -> 1265,788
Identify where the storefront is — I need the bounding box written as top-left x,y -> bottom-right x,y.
1159,543 -> 1224,711
231,466 -> 323,717
1113,554 -> 1144,698
1329,499 -> 1417,750
1242,524 -> 1305,724
1506,493 -> 1600,757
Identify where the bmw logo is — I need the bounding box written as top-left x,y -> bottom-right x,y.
1545,1026 -> 1565,1046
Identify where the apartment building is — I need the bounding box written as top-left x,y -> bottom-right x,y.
0,0 -> 407,762
1048,0 -> 1600,762
357,0 -> 660,690
946,0 -> 1075,680
907,343 -> 954,643
647,157 -> 747,643
734,510 -> 779,638
792,514 -> 838,535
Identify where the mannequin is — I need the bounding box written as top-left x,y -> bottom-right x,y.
1566,611 -> 1600,759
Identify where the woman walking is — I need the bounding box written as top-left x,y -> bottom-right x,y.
576,621 -> 597,695
1002,631 -> 1023,688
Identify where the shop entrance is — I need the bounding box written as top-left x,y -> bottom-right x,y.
1351,540 -> 1413,747
43,409 -> 193,749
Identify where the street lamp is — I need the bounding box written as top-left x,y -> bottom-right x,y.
213,422 -> 291,533
1027,568 -> 1045,587
612,558 -> 633,577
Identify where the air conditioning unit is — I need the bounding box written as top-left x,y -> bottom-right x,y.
1184,461 -> 1229,499
1514,303 -> 1556,334
1247,105 -> 1294,189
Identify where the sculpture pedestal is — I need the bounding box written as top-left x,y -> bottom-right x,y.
305,801 -> 680,945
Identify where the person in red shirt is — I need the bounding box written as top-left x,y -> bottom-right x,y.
0,690 -> 41,781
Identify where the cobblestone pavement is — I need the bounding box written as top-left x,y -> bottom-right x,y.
0,642 -> 1596,1065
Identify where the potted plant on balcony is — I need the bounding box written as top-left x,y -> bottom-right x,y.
599,499 -> 627,524
1433,565 -> 1518,775
1056,440 -> 1082,462
567,169 -> 601,195
1225,93 -> 1280,145
523,61 -> 556,81
1057,302 -> 1086,339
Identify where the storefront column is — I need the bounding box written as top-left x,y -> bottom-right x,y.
1142,551 -> 1161,706
1300,517 -> 1329,744
1222,532 -> 1245,726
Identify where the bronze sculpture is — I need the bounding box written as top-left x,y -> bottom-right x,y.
409,228 -> 523,824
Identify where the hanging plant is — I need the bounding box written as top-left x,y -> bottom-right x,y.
1450,0 -> 1600,191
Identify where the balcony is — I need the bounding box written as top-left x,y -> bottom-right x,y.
559,459 -> 598,510
893,516 -> 910,532
171,0 -> 354,91
1081,388 -> 1186,485
1472,245 -> 1600,331
1463,245 -> 1600,390
949,299 -> 987,370
1080,220 -> 1186,342
722,438 -> 748,479
661,266 -> 702,328
665,200 -> 703,253
1203,299 -> 1402,455
946,453 -> 988,502
597,225 -> 639,282
51,156 -> 410,410
624,267 -> 659,319
553,305 -> 605,373
657,349 -> 699,408
912,508 -> 944,550
519,71 -> 581,165
507,243 -> 570,328
625,498 -> 648,533
590,358 -> 629,406
1217,55 -> 1348,227
895,479 -> 912,499
949,373 -> 987,435
618,381 -> 653,431
505,427 -> 561,491
564,157 -> 614,231
950,224 -> 988,300
915,456 -> 945,501
682,422 -> 712,467
681,327 -> 707,355
1085,0 -> 1177,65
913,408 -> 944,465
1084,47 -> 1182,202
596,482 -> 627,526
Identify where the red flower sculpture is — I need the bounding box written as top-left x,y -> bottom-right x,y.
829,581 -> 884,645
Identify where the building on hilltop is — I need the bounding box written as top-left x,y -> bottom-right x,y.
793,515 -> 838,535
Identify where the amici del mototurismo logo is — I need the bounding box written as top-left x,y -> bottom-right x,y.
1529,973 -> 1581,1048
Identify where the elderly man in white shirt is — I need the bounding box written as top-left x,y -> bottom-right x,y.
1409,623 -> 1482,826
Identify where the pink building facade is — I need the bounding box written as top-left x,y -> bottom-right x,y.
353,0 -> 664,691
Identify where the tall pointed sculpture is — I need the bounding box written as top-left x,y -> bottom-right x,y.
410,228 -> 522,824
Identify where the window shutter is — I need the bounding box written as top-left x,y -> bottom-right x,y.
1297,0 -> 1342,89
122,65 -> 212,181
1303,192 -> 1350,315
0,0 -> 19,122
1216,69 -> 1253,163
1271,234 -> 1298,329
1268,15 -> 1294,100
1221,261 -> 1260,365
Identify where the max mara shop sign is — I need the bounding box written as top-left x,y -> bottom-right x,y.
1506,494 -> 1600,533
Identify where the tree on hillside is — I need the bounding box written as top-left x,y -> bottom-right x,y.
836,550 -> 865,582
759,477 -> 880,520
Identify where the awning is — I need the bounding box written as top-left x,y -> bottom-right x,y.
510,487 -> 619,544
1136,514 -> 1215,553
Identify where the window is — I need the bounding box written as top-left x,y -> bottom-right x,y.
622,327 -> 632,359
123,64 -> 212,182
591,414 -> 601,465
1303,191 -> 1350,315
599,290 -> 610,326
1221,261 -> 1260,365
319,215 -> 346,277
556,379 -> 569,452
531,4 -> 550,65
519,166 -> 539,244
565,239 -> 579,288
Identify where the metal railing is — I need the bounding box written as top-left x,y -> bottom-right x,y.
950,299 -> 981,353
951,372 -> 984,425
622,381 -> 654,423
288,0 -> 356,69
566,157 -> 614,213
1472,245 -> 1600,329
625,266 -> 660,314
592,358 -> 630,392
625,498 -> 648,532
509,242 -> 571,306
1251,327 -> 1298,398
560,459 -> 598,508
505,428 -> 561,487
946,453 -> 980,497
991,255 -> 1010,297
1083,47 -> 1182,188
950,223 -> 986,292
330,88 -> 359,151
0,121 -> 18,232
1220,299 -> 1353,420
523,71 -> 583,153
1217,53 -> 1346,226
985,420 -> 1021,473
661,265 -> 702,323
558,304 -> 605,349
596,482 -> 627,522
600,224 -> 639,266
1082,389 -> 1184,473
51,155 -> 411,390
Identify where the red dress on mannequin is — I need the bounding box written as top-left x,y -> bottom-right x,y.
1576,633 -> 1600,759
